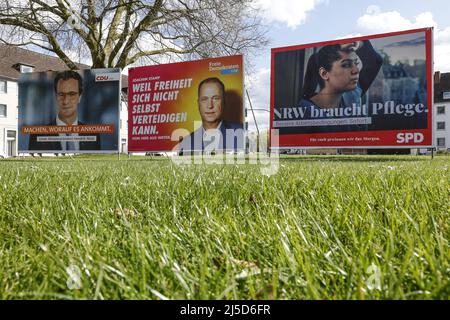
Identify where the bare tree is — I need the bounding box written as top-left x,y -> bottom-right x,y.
0,0 -> 268,69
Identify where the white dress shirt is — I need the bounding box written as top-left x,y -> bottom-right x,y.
56,115 -> 80,151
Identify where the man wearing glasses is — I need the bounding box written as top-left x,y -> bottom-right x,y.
178,77 -> 243,153
28,70 -> 101,151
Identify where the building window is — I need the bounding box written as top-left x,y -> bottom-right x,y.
0,80 -> 6,93
7,130 -> 16,138
437,122 -> 446,130
437,138 -> 445,147
437,106 -> 445,115
0,104 -> 6,117
20,65 -> 34,73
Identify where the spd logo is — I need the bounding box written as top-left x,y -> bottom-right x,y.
396,132 -> 424,144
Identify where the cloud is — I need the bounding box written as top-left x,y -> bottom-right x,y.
365,5 -> 381,15
356,6 -> 450,72
245,67 -> 271,130
436,26 -> 450,44
255,0 -> 324,29
334,33 -> 362,41
434,43 -> 450,73
356,6 -> 436,32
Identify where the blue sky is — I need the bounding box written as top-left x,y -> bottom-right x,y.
247,0 -> 450,130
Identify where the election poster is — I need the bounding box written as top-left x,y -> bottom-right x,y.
128,55 -> 244,152
270,28 -> 433,148
18,68 -> 121,153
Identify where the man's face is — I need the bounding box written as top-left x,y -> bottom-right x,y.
56,78 -> 81,120
198,82 -> 223,127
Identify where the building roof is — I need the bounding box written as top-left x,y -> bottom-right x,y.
0,44 -> 128,90
434,72 -> 450,103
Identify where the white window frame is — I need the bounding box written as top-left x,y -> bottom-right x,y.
0,80 -> 6,94
20,65 -> 34,73
0,104 -> 7,117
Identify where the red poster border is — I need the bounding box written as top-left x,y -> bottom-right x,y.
270,28 -> 434,149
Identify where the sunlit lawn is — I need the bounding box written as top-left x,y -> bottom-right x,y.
0,154 -> 448,299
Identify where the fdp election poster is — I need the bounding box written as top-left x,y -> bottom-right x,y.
18,68 -> 121,153
128,55 -> 244,152
270,28 -> 433,148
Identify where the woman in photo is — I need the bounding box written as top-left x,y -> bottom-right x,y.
301,40 -> 382,110
297,40 -> 382,132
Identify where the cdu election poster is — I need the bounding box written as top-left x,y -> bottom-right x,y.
18,68 -> 121,153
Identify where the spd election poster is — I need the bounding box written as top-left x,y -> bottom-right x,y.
270,28 -> 433,149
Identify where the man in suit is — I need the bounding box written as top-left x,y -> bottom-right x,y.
28,70 -> 101,151
178,77 -> 244,153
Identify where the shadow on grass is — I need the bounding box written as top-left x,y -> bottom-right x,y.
278,155 -> 435,163
2,152 -> 446,163
1,154 -> 169,163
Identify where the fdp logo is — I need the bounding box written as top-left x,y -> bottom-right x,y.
396,132 -> 424,144
95,73 -> 120,82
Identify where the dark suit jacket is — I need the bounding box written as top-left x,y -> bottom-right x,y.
178,120 -> 244,152
28,120 -> 102,151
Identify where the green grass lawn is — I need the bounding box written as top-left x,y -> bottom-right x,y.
0,155 -> 448,299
